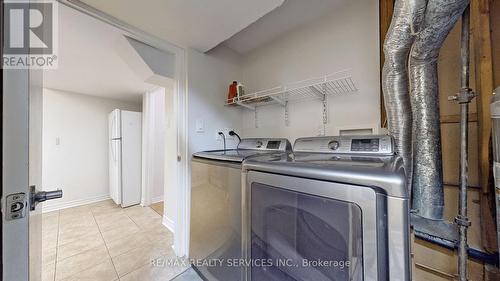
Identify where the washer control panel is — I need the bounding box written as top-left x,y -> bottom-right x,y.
237,138 -> 292,151
294,135 -> 394,155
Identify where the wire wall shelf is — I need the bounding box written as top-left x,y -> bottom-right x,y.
226,73 -> 358,110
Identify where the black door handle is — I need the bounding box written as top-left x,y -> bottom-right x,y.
30,185 -> 63,211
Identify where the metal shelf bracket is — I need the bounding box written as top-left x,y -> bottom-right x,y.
254,108 -> 259,128
270,96 -> 286,106
236,101 -> 255,111
284,101 -> 290,127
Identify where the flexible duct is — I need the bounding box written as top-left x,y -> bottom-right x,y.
382,0 -> 428,195
409,0 -> 469,220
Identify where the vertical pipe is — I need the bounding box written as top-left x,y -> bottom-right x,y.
460,7 -> 470,91
457,5 -> 471,281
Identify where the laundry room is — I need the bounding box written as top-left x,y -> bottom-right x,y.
2,0 -> 500,281
185,0 -> 500,280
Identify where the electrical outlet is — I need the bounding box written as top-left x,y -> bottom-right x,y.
215,129 -> 232,141
195,119 -> 205,133
224,128 -> 235,140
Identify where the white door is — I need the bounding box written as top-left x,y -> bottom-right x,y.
3,69 -> 62,281
29,64 -> 44,281
2,56 -> 32,281
2,1 -> 62,280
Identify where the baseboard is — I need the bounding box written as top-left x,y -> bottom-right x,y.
42,194 -> 111,213
152,195 -> 163,204
162,215 -> 175,233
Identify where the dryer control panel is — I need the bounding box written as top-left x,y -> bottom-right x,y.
293,135 -> 394,155
237,138 -> 292,151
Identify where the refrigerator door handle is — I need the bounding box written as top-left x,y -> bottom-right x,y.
111,140 -> 121,162
111,110 -> 120,139
112,115 -> 117,138
111,141 -> 116,162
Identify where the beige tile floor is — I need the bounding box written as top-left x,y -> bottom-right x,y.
42,200 -> 188,281
150,202 -> 164,216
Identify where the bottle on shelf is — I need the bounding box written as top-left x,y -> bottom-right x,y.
227,81 -> 238,104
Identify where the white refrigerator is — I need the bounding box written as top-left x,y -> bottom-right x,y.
109,109 -> 142,207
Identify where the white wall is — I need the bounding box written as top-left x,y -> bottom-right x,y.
182,1 -> 380,257
163,84 -> 177,230
187,46 -> 243,155
142,88 -> 166,205
42,88 -> 141,212
184,46 -> 243,241
240,0 -> 380,142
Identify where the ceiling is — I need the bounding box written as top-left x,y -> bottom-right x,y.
222,0 -> 348,54
77,0 -> 285,52
45,0 -> 347,103
43,4 -> 155,103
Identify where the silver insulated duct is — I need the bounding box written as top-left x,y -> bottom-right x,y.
382,0 -> 428,194
409,0 -> 469,220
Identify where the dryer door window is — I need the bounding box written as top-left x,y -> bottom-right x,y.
250,183 -> 364,281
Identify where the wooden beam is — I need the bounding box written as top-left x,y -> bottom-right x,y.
471,0 -> 497,253
379,0 -> 394,128
440,113 -> 478,124
492,0 -> 500,87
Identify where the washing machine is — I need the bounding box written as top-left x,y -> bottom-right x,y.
190,138 -> 292,281
242,135 -> 410,281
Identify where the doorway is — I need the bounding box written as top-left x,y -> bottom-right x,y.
2,0 -> 189,280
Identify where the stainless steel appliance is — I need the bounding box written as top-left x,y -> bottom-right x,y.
490,87 -> 500,262
190,138 -> 292,281
242,135 -> 410,281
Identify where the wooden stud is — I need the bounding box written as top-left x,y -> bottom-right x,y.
471,0 -> 498,253
441,113 -> 479,124
379,0 -> 395,127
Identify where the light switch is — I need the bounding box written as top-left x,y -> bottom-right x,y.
196,119 -> 204,133
55,137 -> 60,145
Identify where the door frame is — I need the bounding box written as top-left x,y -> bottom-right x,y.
2,0 -> 47,279
2,0 -> 32,279
1,0 -> 4,277
57,0 -> 190,257
2,59 -> 31,281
